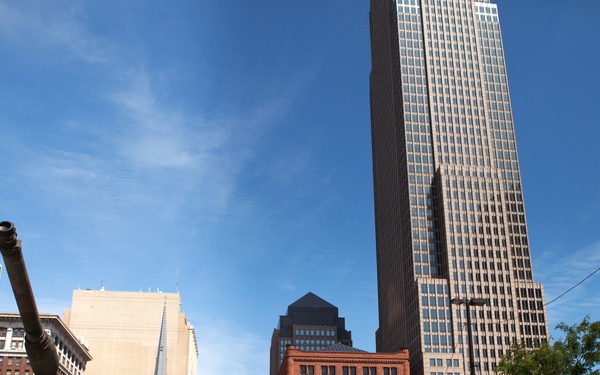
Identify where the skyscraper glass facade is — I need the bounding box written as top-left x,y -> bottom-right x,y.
369,1 -> 548,374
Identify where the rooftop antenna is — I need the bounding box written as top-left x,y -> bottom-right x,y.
175,268 -> 179,293
100,267 -> 105,291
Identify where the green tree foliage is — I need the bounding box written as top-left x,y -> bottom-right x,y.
495,341 -> 564,375
554,317 -> 600,375
495,316 -> 600,375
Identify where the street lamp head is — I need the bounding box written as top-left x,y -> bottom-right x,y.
470,298 -> 487,306
450,296 -> 486,375
450,298 -> 487,306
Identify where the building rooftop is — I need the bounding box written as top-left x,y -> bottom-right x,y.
289,292 -> 336,309
321,343 -> 367,353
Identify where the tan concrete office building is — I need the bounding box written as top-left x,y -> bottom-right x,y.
64,289 -> 198,375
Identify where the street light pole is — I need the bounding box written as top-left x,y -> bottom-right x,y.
451,298 -> 487,375
465,301 -> 476,375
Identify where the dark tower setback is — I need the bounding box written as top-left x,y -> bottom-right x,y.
270,292 -> 352,375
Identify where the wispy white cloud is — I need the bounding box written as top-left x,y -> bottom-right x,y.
0,2 -> 117,64
0,4 -> 319,373
535,241 -> 600,332
196,319 -> 268,375
109,68 -> 218,170
0,1 -> 299,226
267,146 -> 317,189
579,194 -> 600,223
537,241 -> 600,292
278,280 -> 297,293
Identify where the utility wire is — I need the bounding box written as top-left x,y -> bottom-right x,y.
449,266 -> 600,327
545,266 -> 600,306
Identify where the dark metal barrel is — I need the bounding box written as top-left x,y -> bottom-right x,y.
0,221 -> 59,375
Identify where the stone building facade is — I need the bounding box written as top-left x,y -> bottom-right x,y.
0,313 -> 92,375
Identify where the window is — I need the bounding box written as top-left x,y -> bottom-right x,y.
11,341 -> 24,350
301,366 -> 315,375
322,366 -> 336,375
13,329 -> 25,337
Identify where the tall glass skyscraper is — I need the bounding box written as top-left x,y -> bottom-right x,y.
369,1 -> 548,374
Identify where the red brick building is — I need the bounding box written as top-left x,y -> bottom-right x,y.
279,344 -> 410,375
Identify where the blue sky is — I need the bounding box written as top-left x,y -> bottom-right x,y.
0,1 -> 599,374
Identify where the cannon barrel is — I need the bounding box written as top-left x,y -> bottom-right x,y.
0,221 -> 59,375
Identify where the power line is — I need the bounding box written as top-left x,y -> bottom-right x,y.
451,266 -> 600,327
545,266 -> 600,306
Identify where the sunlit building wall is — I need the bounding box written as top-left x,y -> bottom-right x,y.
64,290 -> 198,375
